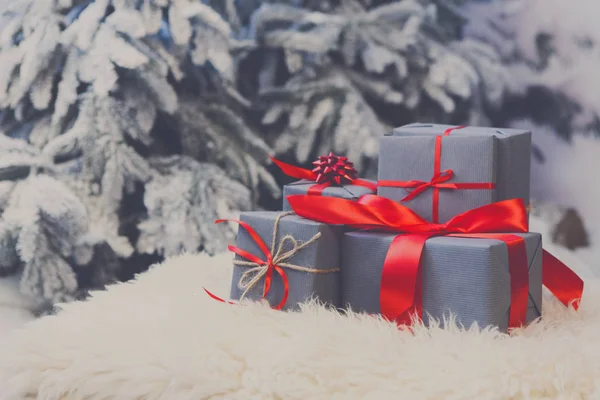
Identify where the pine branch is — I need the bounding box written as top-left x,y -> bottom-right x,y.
176,96 -> 280,197
2,175 -> 88,302
246,0 -> 507,125
258,72 -> 384,172
137,155 -> 253,257
0,134 -> 53,180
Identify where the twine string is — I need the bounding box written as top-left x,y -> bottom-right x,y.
235,212 -> 339,301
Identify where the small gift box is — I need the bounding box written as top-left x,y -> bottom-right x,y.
283,181 -> 376,211
341,231 -> 542,333
271,154 -> 376,211
228,211 -> 343,310
378,124 -> 531,223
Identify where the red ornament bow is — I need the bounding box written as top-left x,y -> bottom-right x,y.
271,153 -> 377,195
287,194 -> 584,327
312,152 -> 358,184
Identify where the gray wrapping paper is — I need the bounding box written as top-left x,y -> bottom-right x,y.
378,135 -> 497,222
282,180 -> 376,211
230,211 -> 342,310
341,232 -> 542,332
387,123 -> 531,217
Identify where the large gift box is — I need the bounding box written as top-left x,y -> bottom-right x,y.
229,211 -> 343,310
282,181 -> 376,211
284,194 -> 557,332
341,231 -> 542,332
378,123 -> 531,223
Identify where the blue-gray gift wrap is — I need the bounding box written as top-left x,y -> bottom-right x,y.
229,211 -> 343,310
340,231 -> 542,332
378,123 -> 531,223
282,180 -> 377,211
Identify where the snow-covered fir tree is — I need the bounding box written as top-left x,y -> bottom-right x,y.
462,0 -> 600,141
461,0 -> 600,261
0,0 -> 513,310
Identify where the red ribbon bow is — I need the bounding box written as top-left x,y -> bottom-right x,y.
378,126 -> 496,223
287,194 -> 584,327
271,154 -> 377,195
211,218 -> 290,310
398,169 -> 455,201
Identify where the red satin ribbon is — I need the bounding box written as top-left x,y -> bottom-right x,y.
270,156 -> 377,196
208,219 -> 290,310
287,194 -> 584,327
542,250 -> 583,310
203,288 -> 237,305
377,126 -> 496,223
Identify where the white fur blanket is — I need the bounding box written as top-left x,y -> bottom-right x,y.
0,252 -> 598,400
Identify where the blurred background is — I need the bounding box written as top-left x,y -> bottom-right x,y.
0,0 -> 597,317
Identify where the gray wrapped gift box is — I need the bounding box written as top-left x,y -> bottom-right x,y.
379,123 -> 531,222
282,180 -> 376,211
378,134 -> 497,223
341,231 -> 542,332
230,211 -> 343,310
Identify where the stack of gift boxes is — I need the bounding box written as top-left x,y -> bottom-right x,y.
224,123 -> 579,332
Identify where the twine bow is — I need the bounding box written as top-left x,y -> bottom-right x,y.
214,212 -> 339,310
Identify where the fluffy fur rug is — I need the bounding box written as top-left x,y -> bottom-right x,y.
0,252 -> 598,400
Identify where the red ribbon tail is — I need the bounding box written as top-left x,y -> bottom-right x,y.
542,250 -> 584,310
400,183 -> 431,202
272,265 -> 290,310
270,156 -> 317,181
204,288 -> 236,305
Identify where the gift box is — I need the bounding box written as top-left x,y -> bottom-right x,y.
378,134 -> 497,223
340,231 -> 542,332
378,123 -> 531,223
282,180 -> 376,211
230,211 -> 342,310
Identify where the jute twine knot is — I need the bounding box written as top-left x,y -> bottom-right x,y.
235,211 -> 339,301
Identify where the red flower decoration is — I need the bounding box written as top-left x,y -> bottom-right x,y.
311,152 -> 358,185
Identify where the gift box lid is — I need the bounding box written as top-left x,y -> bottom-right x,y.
235,211 -> 341,271
389,123 -> 530,139
282,180 -> 376,212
